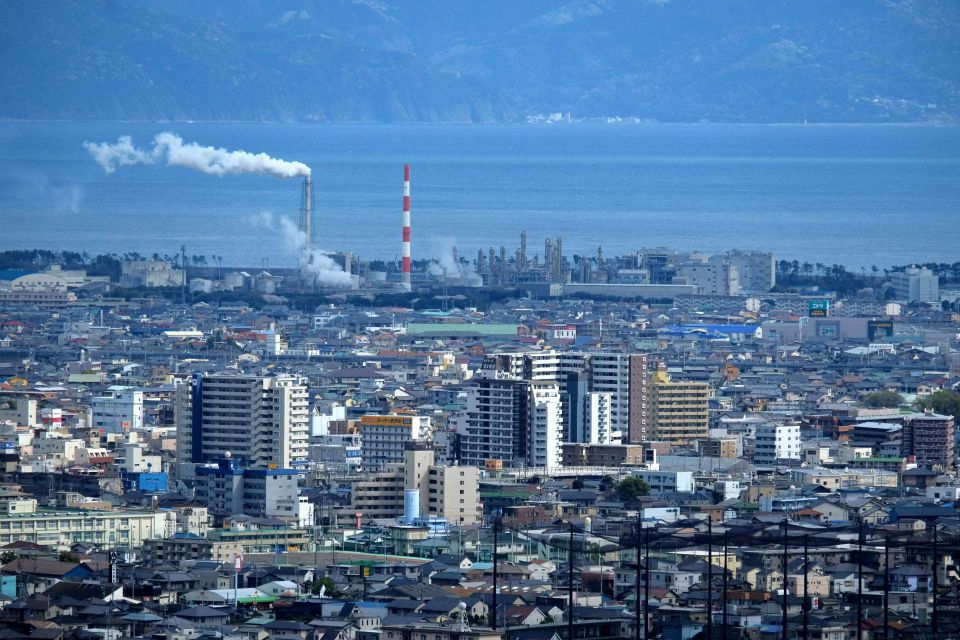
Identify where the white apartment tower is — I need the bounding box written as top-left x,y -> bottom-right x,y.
175,373 -> 309,475
587,353 -> 650,443
585,392 -> 616,445
91,386 -> 143,434
891,267 -> 939,303
754,423 -> 802,464
527,381 -> 563,468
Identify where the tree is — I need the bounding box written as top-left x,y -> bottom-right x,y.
58,551 -> 80,563
571,478 -> 585,490
862,390 -> 903,408
310,577 -> 337,595
915,390 -> 960,422
0,551 -> 16,565
615,477 -> 650,502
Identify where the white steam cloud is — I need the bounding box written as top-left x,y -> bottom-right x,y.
249,212 -> 352,288
83,132 -> 311,178
426,239 -> 483,287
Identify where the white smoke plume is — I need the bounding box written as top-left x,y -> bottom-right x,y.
249,212 -> 352,288
427,238 -> 482,287
83,132 -> 311,178
83,135 -> 153,174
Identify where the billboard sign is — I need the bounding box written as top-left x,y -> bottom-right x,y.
867,320 -> 894,341
808,299 -> 830,317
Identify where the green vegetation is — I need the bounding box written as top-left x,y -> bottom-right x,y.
308,577 -> 338,596
615,476 -> 650,502
0,249 -> 222,283
862,390 -> 903,408
915,390 -> 960,422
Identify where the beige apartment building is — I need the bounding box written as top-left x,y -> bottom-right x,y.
346,444 -> 480,525
649,366 -> 710,448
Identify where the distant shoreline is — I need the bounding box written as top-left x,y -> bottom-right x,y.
0,118 -> 956,128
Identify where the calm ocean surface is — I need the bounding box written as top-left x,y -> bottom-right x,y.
0,122 -> 958,269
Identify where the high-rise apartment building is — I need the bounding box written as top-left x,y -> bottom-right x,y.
482,351 -> 651,445
676,260 -> 741,296
649,366 -> 710,448
589,353 -> 651,444
584,392 -> 615,444
175,373 -> 309,476
359,414 -> 432,470
724,250 -> 776,292
528,381 -> 562,468
348,444 -> 480,524
457,375 -> 531,468
902,411 -> 954,469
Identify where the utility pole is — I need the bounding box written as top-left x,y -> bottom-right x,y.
722,531 -> 728,640
932,519 -> 938,638
857,521 -> 864,637
883,534 -> 890,640
568,523 -> 575,640
802,535 -> 809,640
782,519 -> 788,640
634,513 -> 642,640
644,527 -> 651,640
706,518 -> 713,640
492,517 -> 500,630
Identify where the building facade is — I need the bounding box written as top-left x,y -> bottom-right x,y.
194,457 -> 307,524
0,501 -> 164,548
91,386 -> 143,434
360,414 -> 431,470
754,424 -> 802,464
902,411 -> 955,470
649,367 -> 710,448
891,267 -> 939,303
175,373 -> 309,476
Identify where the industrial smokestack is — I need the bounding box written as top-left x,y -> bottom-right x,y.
401,164 -> 412,292
300,176 -> 313,265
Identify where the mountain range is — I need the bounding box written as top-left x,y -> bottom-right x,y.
1,0 -> 958,123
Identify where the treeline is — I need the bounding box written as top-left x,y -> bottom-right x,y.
0,249 -> 124,280
0,249 -> 225,282
776,259 -> 960,295
774,261 -> 875,296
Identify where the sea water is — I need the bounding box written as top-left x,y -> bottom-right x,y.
0,121 -> 957,269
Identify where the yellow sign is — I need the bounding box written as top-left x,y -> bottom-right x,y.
362,566 -> 371,577
484,459 -> 503,471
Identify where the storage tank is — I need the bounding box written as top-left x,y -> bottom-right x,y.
403,489 -> 420,525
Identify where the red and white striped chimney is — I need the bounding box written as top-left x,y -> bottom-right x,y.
401,163 -> 411,292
